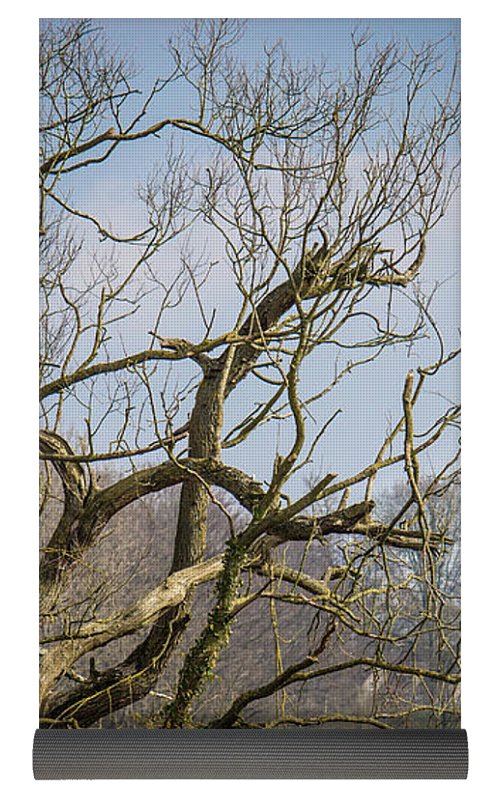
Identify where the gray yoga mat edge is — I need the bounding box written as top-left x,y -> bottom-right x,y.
33,728 -> 468,779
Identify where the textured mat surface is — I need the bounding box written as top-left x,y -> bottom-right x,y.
33,728 -> 468,779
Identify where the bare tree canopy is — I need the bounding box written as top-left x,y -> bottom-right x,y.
39,18 -> 460,730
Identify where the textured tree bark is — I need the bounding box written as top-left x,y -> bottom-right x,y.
39,240 -> 431,726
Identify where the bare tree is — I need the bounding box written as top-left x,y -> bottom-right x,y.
39,19 -> 460,729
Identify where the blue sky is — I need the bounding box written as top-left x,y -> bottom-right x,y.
97,18 -> 459,68
40,18 -> 461,503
